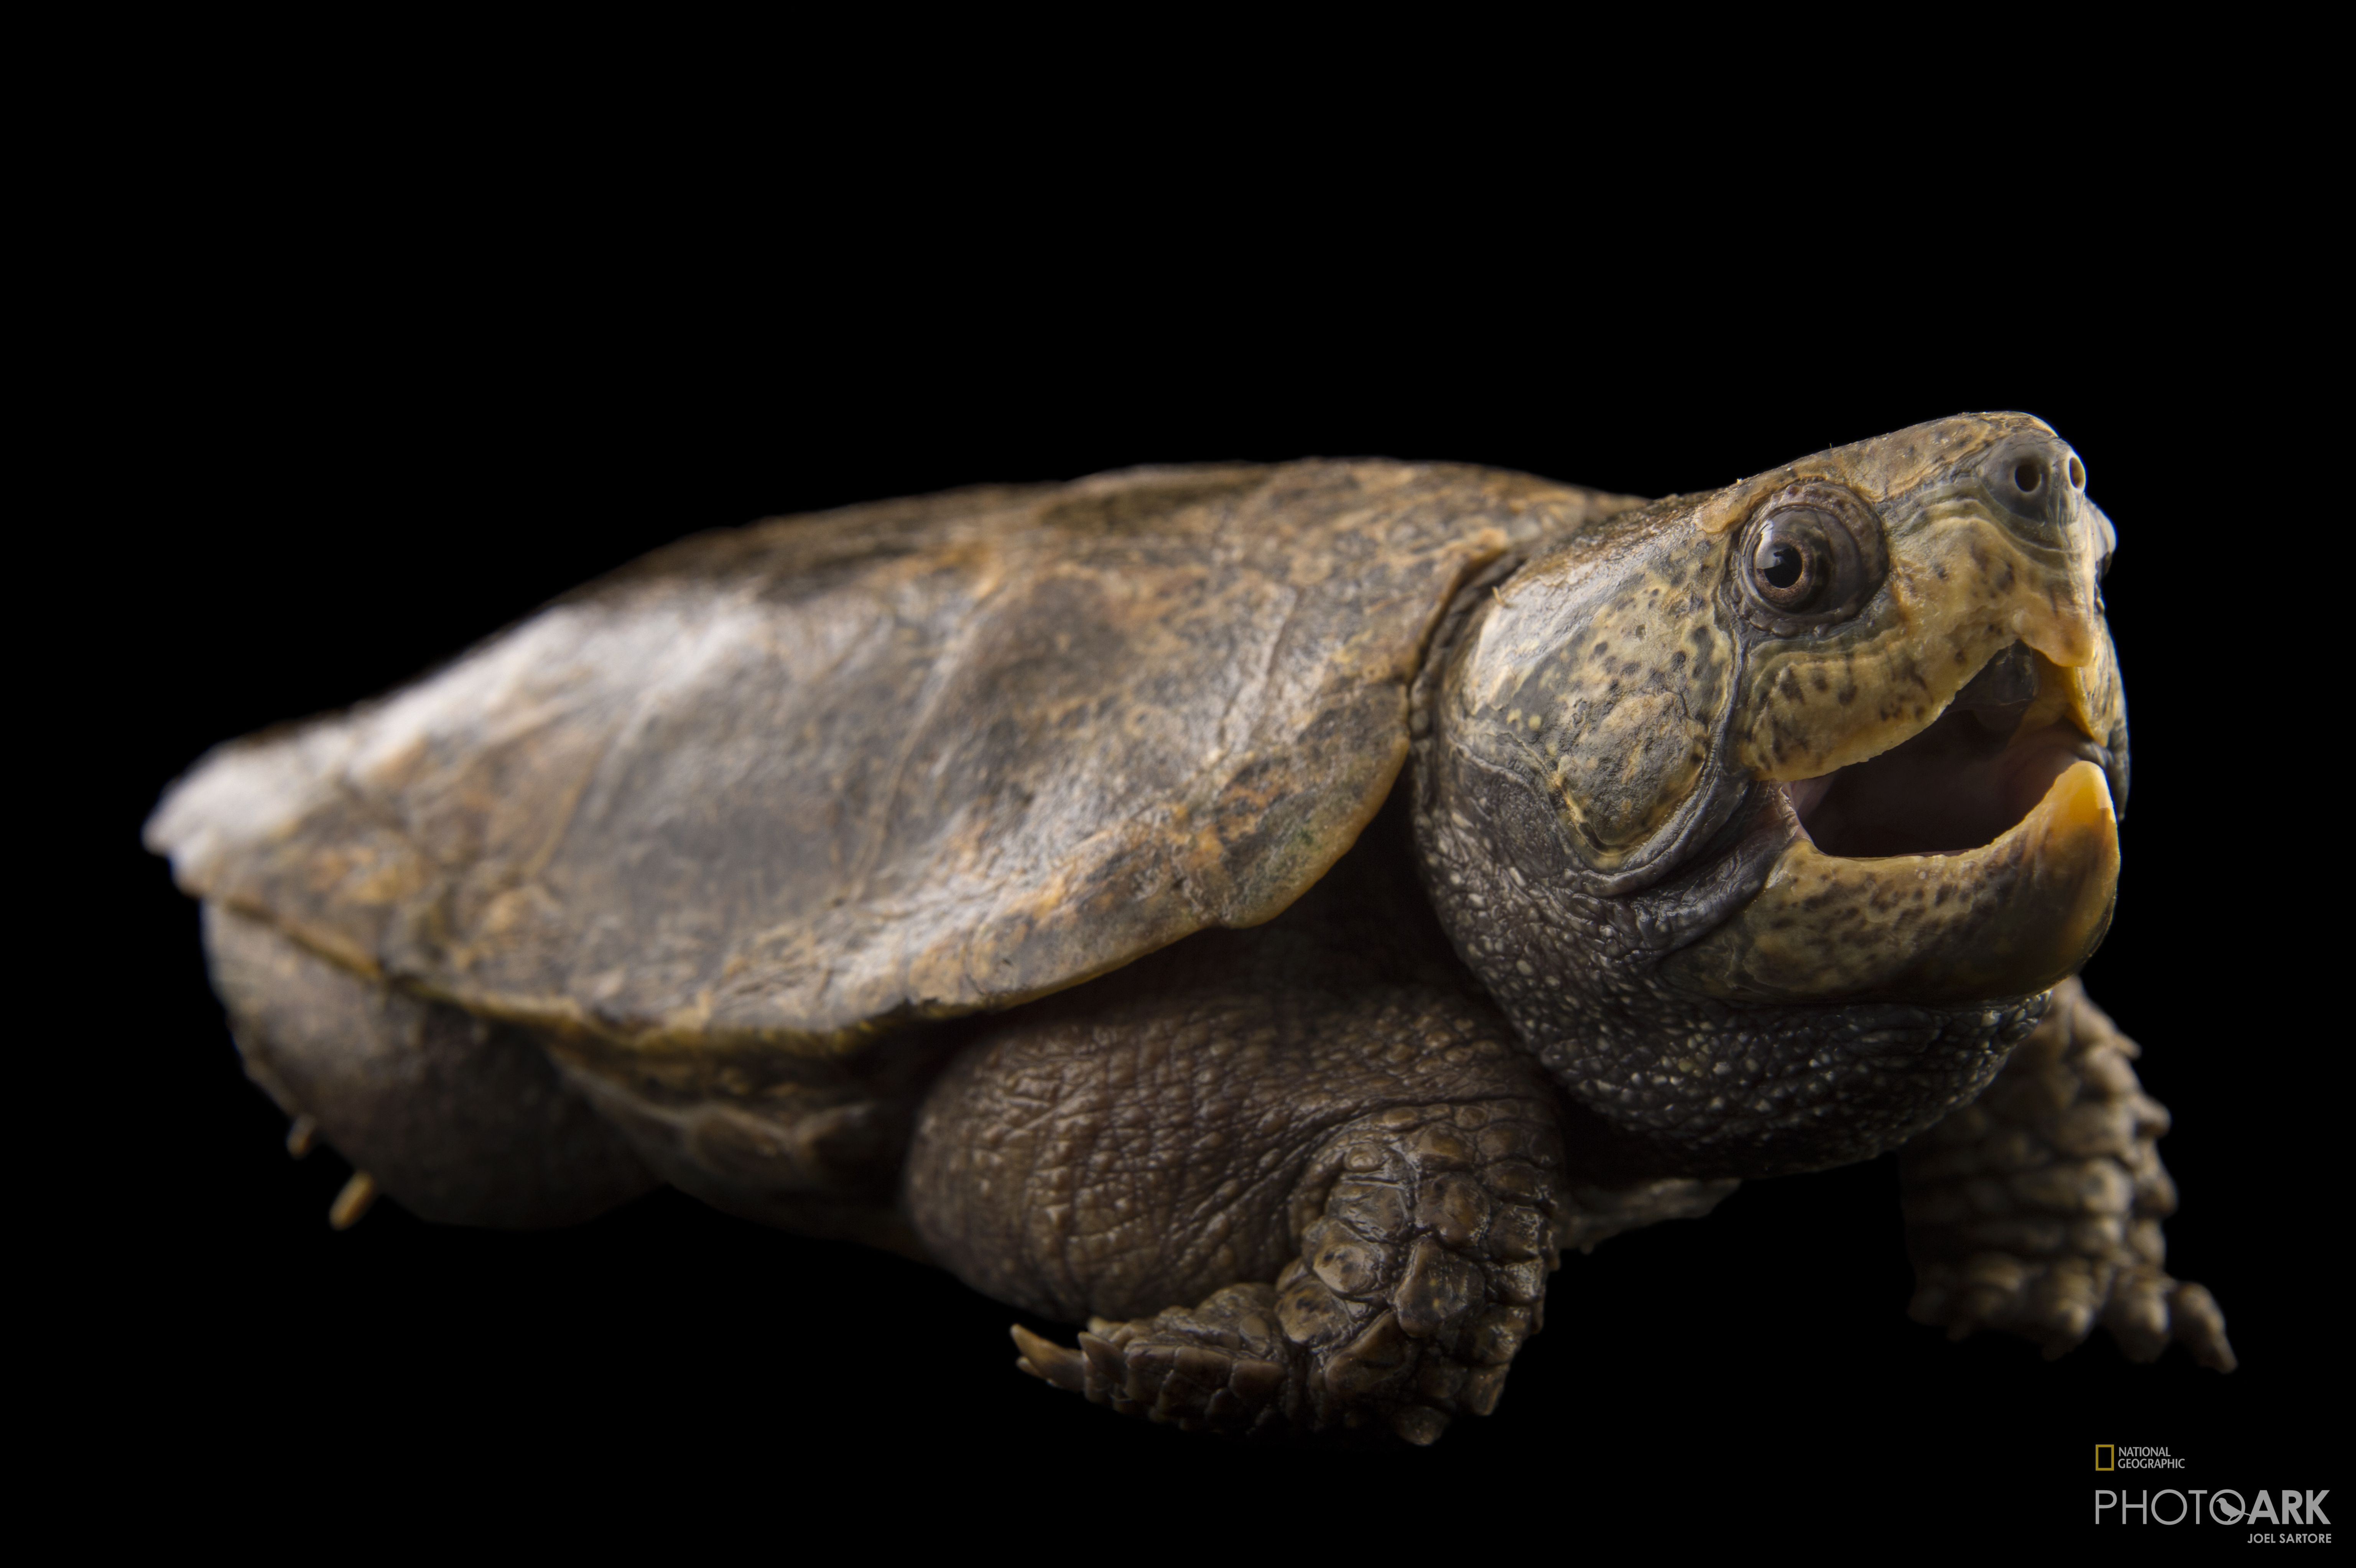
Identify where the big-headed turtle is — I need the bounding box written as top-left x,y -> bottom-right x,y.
147,412 -> 2231,1443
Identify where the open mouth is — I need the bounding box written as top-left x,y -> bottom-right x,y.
1667,637 -> 2122,1006
1781,643 -> 2112,859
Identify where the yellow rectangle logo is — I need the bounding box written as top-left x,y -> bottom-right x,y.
2095,1445 -> 2114,1471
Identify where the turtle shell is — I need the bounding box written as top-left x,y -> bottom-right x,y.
148,461 -> 1633,1056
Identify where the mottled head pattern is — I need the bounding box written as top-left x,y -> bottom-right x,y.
1441,499 -> 1739,889
1414,414 -> 2126,1177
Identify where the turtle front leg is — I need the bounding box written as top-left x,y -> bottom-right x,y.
1899,978 -> 2234,1370
1028,1096 -> 1565,1444
904,979 -> 1575,1444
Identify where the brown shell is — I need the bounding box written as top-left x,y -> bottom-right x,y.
148,461 -> 1633,1054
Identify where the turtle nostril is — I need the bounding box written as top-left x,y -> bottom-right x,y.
2066,455 -> 2085,489
2014,460 -> 2043,493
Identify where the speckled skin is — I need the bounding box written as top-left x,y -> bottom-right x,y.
150,413 -> 2228,1444
1443,499 -> 1737,875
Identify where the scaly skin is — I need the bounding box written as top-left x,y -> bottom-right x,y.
1058,1116 -> 1728,1442
1900,978 -> 2233,1369
1021,1096 -> 1567,1445
903,837 -> 1693,1442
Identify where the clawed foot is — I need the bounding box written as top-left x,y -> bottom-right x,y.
1009,1097 -> 1564,1444
1908,1255 -> 2234,1370
1902,980 -> 2235,1371
1010,1270 -> 1522,1446
1012,1285 -> 1302,1438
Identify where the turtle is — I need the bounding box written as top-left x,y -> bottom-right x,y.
145,411 -> 2233,1445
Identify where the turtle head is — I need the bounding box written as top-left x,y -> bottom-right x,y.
1415,413 -> 2126,1176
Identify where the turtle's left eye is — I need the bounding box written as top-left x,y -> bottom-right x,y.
1749,509 -> 1843,610
1736,483 -> 1887,631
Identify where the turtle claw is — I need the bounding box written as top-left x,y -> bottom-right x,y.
1018,1286 -> 1308,1436
2104,1269 -> 2236,1372
2171,1282 -> 2236,1372
328,1171 -> 378,1230
1076,1330 -> 1126,1388
1009,1324 -> 1088,1391
285,1114 -> 318,1159
1389,1405 -> 1450,1446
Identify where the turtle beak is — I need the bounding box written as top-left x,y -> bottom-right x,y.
1984,443 -> 2130,818
2001,446 -> 2104,670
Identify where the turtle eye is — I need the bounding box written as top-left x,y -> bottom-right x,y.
1749,509 -> 1838,610
1736,485 -> 1884,630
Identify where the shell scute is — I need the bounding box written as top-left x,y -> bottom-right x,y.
149,462 -> 1633,1054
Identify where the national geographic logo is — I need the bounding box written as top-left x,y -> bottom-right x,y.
2097,1444 -> 2182,1470
2092,1444 -> 2331,1537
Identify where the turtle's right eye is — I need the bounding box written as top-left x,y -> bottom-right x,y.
1736,482 -> 1887,632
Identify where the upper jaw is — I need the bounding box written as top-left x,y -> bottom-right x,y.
1784,642 -> 2123,859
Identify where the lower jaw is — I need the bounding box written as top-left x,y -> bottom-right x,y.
1659,758 -> 2120,1007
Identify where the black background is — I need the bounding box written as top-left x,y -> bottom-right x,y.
89,182 -> 2330,1543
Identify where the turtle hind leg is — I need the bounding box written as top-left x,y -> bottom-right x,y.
203,903 -> 658,1228
1899,977 -> 2235,1371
